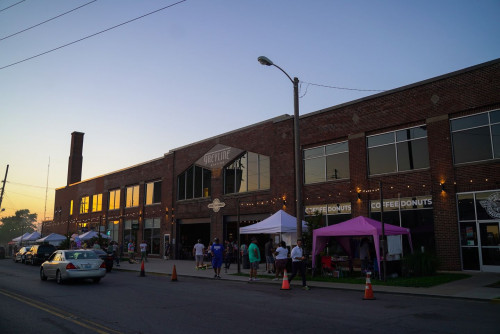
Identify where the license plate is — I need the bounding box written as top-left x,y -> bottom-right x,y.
83,264 -> 91,269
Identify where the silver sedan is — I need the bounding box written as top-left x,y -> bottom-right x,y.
40,249 -> 106,284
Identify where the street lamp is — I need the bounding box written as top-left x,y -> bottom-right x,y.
258,56 -> 303,239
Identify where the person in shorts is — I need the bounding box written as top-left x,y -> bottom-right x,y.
274,241 -> 288,280
248,237 -> 261,281
210,238 -> 224,279
193,239 -> 205,269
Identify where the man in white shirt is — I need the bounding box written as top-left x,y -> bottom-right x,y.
288,239 -> 310,290
193,239 -> 205,269
139,240 -> 148,263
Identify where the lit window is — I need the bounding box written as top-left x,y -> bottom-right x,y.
109,189 -> 121,210
80,196 -> 89,214
145,181 -> 162,205
126,185 -> 140,208
92,194 -> 102,212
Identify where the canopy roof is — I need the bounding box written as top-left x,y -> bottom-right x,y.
12,232 -> 31,242
239,210 -> 307,234
36,233 -> 66,243
312,216 -> 413,270
78,230 -> 110,241
23,231 -> 41,241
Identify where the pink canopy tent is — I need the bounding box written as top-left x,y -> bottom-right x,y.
312,216 -> 413,271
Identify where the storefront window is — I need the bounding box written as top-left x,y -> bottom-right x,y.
124,219 -> 138,245
457,193 -> 475,221
144,218 -> 161,255
451,110 -> 500,164
107,220 -> 119,242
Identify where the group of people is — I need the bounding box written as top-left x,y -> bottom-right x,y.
193,237 -> 310,290
127,240 -> 149,264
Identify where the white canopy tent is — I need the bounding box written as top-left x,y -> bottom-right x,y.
12,232 -> 31,242
36,233 -> 67,246
23,231 -> 41,241
78,230 -> 110,241
239,210 -> 307,245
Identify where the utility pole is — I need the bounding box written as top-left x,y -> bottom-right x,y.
0,165 -> 9,210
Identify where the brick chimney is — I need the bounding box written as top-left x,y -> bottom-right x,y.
67,131 -> 84,185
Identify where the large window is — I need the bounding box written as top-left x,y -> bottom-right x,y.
451,109 -> 500,164
80,196 -> 89,214
178,166 -> 211,200
107,220 -> 119,242
92,194 -> 102,212
109,189 -> 120,210
304,141 -> 349,184
367,125 -> 429,175
145,180 -> 162,205
126,185 -> 140,208
144,217 -> 161,254
224,152 -> 270,194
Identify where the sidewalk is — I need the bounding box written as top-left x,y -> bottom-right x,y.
115,258 -> 500,302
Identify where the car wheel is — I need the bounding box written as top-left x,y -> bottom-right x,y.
56,270 -> 64,285
93,277 -> 101,284
40,268 -> 47,281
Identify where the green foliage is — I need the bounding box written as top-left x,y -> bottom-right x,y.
0,209 -> 37,244
303,211 -> 325,256
402,251 -> 440,277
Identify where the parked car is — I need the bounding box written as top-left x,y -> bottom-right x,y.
91,249 -> 114,272
40,249 -> 106,284
13,246 -> 32,263
25,244 -> 57,265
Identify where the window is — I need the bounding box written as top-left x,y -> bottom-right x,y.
126,185 -> 140,207
224,152 -> 270,194
451,110 -> 500,164
367,125 -> 429,175
145,180 -> 162,205
107,220 -> 119,242
177,166 -> 211,200
70,200 -> 73,215
92,194 -> 102,212
109,189 -> 121,210
144,217 -> 161,254
79,196 -> 89,214
304,141 -> 349,184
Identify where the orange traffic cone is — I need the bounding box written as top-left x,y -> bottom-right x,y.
139,259 -> 146,277
171,264 -> 178,281
280,269 -> 290,290
363,272 -> 375,300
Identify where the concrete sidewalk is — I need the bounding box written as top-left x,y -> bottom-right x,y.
115,257 -> 500,302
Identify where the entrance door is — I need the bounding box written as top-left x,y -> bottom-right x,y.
479,222 -> 500,272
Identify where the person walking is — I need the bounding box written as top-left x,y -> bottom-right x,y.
193,239 -> 205,269
288,239 -> 310,290
210,238 -> 224,279
140,240 -> 148,262
265,238 -> 275,274
112,241 -> 120,266
127,240 -> 135,264
240,242 -> 249,269
274,241 -> 289,280
248,237 -> 261,282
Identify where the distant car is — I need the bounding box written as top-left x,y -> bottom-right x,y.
40,249 -> 106,284
91,249 -> 114,272
25,244 -> 57,266
13,246 -> 32,263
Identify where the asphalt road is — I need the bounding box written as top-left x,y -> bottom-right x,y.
0,259 -> 498,334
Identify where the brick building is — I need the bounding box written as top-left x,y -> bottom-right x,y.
46,58 -> 500,272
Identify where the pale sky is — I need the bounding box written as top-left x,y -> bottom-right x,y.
1,0 -> 499,227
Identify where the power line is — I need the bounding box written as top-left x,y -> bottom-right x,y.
7,181 -> 55,190
0,0 -> 98,41
299,81 -> 386,98
0,0 -> 25,13
0,0 -> 188,70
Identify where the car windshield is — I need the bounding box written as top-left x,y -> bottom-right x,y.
65,251 -> 98,260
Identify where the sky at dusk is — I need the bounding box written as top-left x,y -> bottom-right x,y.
0,0 -> 499,228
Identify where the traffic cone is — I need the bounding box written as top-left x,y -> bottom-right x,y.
139,259 -> 146,277
362,272 -> 376,300
280,269 -> 290,290
171,264 -> 178,281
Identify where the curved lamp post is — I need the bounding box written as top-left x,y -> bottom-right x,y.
258,56 -> 303,239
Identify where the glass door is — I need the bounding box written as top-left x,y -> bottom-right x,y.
459,222 -> 480,270
479,222 -> 500,272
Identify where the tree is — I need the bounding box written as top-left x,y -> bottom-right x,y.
0,209 -> 37,245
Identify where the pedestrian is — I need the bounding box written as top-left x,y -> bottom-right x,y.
274,241 -> 289,280
210,238 -> 224,279
206,241 -> 213,262
165,241 -> 171,260
128,240 -> 135,263
288,239 -> 310,290
265,238 -> 275,274
248,237 -> 261,281
140,240 -> 148,262
93,241 -> 101,249
240,242 -> 249,269
193,239 -> 205,269
112,241 -> 120,266
224,240 -> 233,273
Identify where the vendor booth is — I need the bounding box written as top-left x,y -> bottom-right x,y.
239,210 -> 307,246
35,233 -> 66,246
312,216 -> 413,275
78,230 -> 110,241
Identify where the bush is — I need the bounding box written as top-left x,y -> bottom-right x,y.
402,252 -> 440,277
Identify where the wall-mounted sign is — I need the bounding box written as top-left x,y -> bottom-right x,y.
370,196 -> 433,212
196,144 -> 244,170
305,203 -> 352,216
208,198 -> 226,213
479,192 -> 500,219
